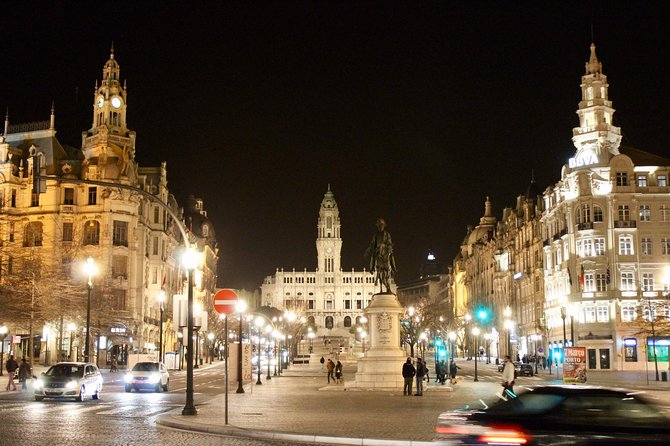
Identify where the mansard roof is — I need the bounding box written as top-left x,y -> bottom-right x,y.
618,144 -> 670,167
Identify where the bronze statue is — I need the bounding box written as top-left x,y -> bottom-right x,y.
365,218 -> 397,293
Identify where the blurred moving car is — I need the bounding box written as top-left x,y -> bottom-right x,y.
497,361 -> 534,376
124,361 -> 169,392
34,362 -> 102,402
435,385 -> 670,445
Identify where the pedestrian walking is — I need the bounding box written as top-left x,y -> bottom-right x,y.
449,358 -> 459,383
497,355 -> 515,400
415,357 -> 426,396
326,358 -> 335,383
335,360 -> 343,384
18,358 -> 31,391
110,356 -> 118,372
5,355 -> 18,391
320,356 -> 325,371
401,357 -> 415,396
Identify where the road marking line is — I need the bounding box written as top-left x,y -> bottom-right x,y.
96,405 -> 136,415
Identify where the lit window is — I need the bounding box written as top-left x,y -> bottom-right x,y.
596,305 -> 609,322
594,238 -> 605,256
637,175 -> 648,187
661,205 -> 670,222
621,305 -> 636,322
642,273 -> 654,291
596,273 -> 607,292
618,205 -> 630,221
658,175 -> 668,187
662,237 -> 670,255
639,205 -> 651,222
619,235 -> 633,255
621,272 -> 635,291
641,237 -> 653,256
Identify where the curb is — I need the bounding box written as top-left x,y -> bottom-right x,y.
156,414 -> 434,446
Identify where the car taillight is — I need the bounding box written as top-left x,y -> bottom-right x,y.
478,425 -> 529,445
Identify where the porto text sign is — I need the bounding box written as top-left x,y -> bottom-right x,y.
563,347 -> 587,383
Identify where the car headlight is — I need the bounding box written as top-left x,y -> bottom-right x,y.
124,373 -> 134,383
34,379 -> 44,390
66,380 -> 78,389
147,374 -> 160,384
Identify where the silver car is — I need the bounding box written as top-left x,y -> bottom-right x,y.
34,362 -> 103,402
124,361 -> 169,392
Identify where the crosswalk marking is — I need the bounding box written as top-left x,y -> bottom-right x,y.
0,401 -> 174,418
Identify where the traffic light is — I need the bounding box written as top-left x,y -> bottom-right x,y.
475,306 -> 490,324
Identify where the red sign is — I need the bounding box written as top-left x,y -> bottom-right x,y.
563,347 -> 587,383
212,289 -> 238,315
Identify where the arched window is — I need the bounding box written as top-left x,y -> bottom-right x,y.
325,316 -> 334,329
343,316 -> 352,328
593,205 -> 603,222
307,316 -> 316,328
83,220 -> 100,245
23,222 -> 43,247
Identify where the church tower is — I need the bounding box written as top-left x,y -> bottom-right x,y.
315,185 -> 342,273
570,43 -> 622,169
81,46 -> 137,182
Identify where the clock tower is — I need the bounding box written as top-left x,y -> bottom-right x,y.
316,185 -> 342,273
81,46 -> 137,182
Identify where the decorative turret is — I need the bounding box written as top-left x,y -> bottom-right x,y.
81,46 -> 137,182
570,43 -> 622,170
316,185 -> 342,273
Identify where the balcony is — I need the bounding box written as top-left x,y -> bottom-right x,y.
614,220 -> 637,229
577,222 -> 593,231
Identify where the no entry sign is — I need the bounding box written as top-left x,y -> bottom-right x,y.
213,289 -> 239,315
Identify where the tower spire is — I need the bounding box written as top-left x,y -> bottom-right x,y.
585,43 -> 602,75
50,100 -> 55,130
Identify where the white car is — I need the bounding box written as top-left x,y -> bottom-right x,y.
124,361 -> 169,392
34,362 -> 103,402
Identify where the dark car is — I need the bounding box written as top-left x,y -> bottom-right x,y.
435,385 -> 670,445
497,361 -> 534,376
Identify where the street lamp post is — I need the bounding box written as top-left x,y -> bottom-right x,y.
0,325 -> 7,376
265,325 -> 273,380
177,331 -> 183,371
83,257 -> 96,363
448,331 -> 456,361
472,327 -> 480,382
464,313 -> 472,359
560,306 -> 567,364
308,330 -> 315,354
236,300 -> 247,393
530,334 -> 541,374
182,247 -> 199,416
255,317 -> 264,385
158,291 -> 165,364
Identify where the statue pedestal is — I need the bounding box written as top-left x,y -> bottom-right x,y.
346,293 -> 406,390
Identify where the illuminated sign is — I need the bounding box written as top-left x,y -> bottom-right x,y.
569,151 -> 598,168
623,338 -> 637,346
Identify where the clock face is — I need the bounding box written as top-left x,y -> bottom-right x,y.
111,97 -> 122,108
97,97 -> 104,108
326,247 -> 333,254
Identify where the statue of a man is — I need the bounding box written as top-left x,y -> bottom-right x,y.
365,218 -> 397,293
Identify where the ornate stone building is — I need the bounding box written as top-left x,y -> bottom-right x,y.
0,49 -> 217,367
261,186 -> 394,344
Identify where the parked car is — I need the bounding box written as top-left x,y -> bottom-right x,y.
498,361 -> 534,376
435,385 -> 670,445
34,362 -> 102,402
124,361 -> 169,392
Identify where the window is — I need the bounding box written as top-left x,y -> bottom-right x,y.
584,273 -> 595,292
343,316 -> 351,327
152,268 -> 158,284
616,172 -> 628,186
9,222 -> 14,242
661,205 -> 670,222
23,222 -> 43,247
619,235 -> 633,255
112,255 -> 128,279
618,205 -> 630,221
637,175 -> 648,187
10,190 -> 16,207
658,175 -> 668,187
621,272 -> 635,291
64,188 -> 74,205
642,273 -> 654,291
596,305 -> 609,322
88,187 -> 97,205
152,237 -> 159,255
325,316 -> 333,329
62,222 -> 73,242
112,289 -> 127,311
357,300 -> 362,309
663,237 -> 670,256
308,300 -> 314,310
593,205 -> 603,222
345,300 -> 351,310
585,306 -> 596,323
641,237 -> 652,256
112,221 -> 128,246
639,205 -> 651,221
580,204 -> 591,223
153,206 -> 159,224
583,239 -> 593,257
83,221 -> 100,245
596,273 -> 607,292
621,305 -> 636,322
594,238 -> 605,256
31,193 -> 39,207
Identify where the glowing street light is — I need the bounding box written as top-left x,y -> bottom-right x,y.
236,299 -> 247,393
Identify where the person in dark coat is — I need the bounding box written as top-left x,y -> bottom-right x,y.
401,357 -> 415,396
18,358 -> 31,391
5,355 -> 18,391
415,358 -> 426,396
449,358 -> 459,382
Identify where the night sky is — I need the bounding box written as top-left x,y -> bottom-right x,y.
2,3 -> 670,290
